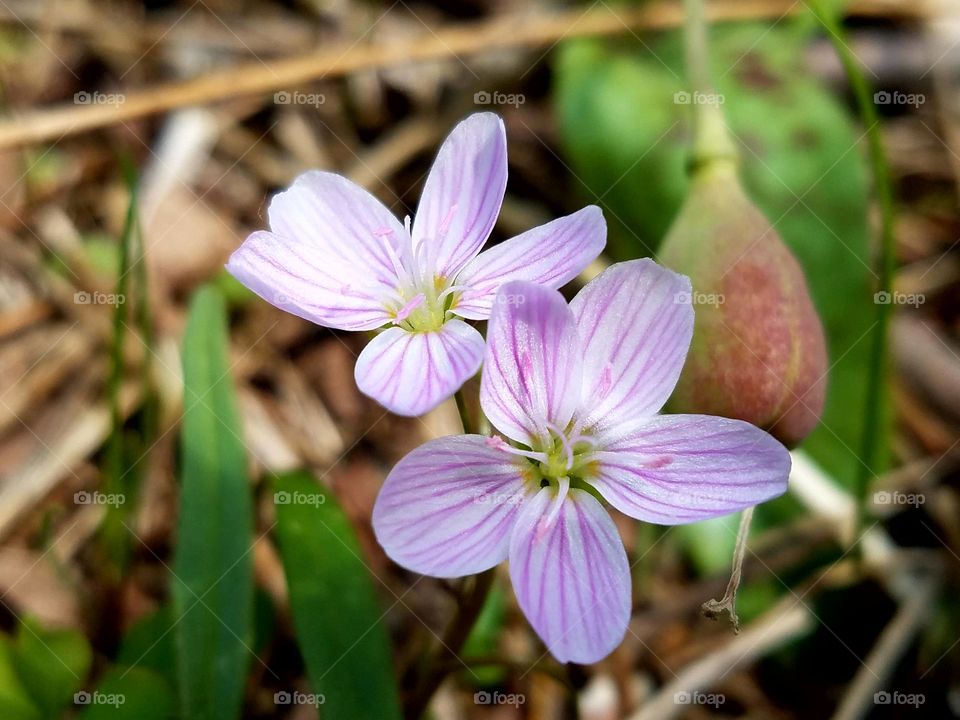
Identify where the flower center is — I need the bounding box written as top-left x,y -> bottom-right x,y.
488,423 -> 597,493
378,213 -> 466,334
489,425 -> 599,536
392,277 -> 450,333
533,426 -> 596,488
487,426 -> 602,534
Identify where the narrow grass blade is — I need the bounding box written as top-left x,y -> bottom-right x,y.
173,285 -> 254,719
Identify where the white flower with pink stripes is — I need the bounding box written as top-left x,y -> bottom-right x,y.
227,113 -> 605,416
373,260 -> 791,663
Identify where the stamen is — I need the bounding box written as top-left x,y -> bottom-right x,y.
437,284 -> 470,302
545,421 -> 574,472
568,432 -> 596,452
570,415 -> 583,438
412,237 -> 433,286
376,229 -> 410,285
394,294 -> 426,322
398,217 -> 418,284
537,475 -> 569,539
484,436 -> 549,464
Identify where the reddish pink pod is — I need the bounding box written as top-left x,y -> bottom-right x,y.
658,161 -> 827,447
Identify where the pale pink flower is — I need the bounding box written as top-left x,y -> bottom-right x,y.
373,260 -> 790,663
227,113 -> 605,415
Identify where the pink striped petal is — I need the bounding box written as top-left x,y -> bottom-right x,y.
268,171 -> 406,287
412,113 -> 507,278
453,206 -> 606,320
373,435 -> 531,578
588,415 -> 791,525
354,319 -> 484,416
226,231 -> 392,331
569,259 -> 694,432
227,170 -> 407,330
480,282 -> 582,445
508,488 -> 631,664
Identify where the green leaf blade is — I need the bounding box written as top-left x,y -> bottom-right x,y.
173,285 -> 254,720
273,472 -> 402,720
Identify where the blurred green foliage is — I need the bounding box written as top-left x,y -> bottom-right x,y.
0,618 -> 91,719
117,607 -> 177,685
460,583 -> 508,687
78,668 -> 175,720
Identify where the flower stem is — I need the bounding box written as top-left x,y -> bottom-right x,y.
454,388 -> 476,435
683,0 -> 737,173
807,0 -> 895,540
405,568 -> 496,719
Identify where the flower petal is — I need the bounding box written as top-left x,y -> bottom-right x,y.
354,319 -> 484,416
588,414 -> 791,525
508,488 -> 631,664
412,113 -> 507,278
373,435 -> 530,578
268,170 -> 407,287
226,231 -> 392,331
227,170 -> 408,330
569,259 -> 694,432
480,282 -> 582,445
453,206 -> 607,320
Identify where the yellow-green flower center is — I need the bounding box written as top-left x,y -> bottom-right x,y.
390,275 -> 453,333
525,428 -> 597,491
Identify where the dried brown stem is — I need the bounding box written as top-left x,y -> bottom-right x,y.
701,506 -> 754,632
0,0 -> 924,150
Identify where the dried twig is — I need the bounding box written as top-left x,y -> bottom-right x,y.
701,506 -> 754,631
0,0 -> 927,150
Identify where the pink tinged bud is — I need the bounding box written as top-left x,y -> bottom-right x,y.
658,162 -> 828,447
